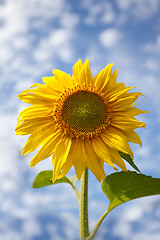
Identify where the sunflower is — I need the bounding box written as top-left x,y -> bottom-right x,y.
15,59 -> 147,182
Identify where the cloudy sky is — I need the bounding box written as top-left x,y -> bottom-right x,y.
0,0 -> 160,239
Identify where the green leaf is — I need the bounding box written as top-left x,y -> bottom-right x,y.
102,171 -> 160,212
119,151 -> 141,173
32,170 -> 77,188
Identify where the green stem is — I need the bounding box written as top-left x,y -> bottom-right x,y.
87,208 -> 111,240
80,168 -> 89,240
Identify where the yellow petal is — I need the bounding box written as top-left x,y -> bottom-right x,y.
18,105 -> 53,120
56,158 -> 73,180
79,59 -> 93,86
82,140 -> 106,181
67,139 -> 86,180
92,137 -> 118,171
15,117 -> 53,135
110,149 -> 128,172
18,85 -> 58,104
101,127 -> 133,158
104,82 -> 126,98
42,76 -> 63,92
112,117 -> 146,130
113,107 -> 148,117
72,59 -> 83,85
128,108 -> 149,116
52,137 -> 71,183
28,83 -> 59,99
108,87 -> 135,102
18,92 -> 53,105
94,63 -> 114,92
103,69 -> 122,93
22,122 -> 56,155
111,93 -> 144,111
122,130 -> 142,147
109,68 -> 118,85
30,130 -> 62,167
53,69 -> 73,89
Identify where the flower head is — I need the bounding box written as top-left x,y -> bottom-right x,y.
15,59 -> 147,182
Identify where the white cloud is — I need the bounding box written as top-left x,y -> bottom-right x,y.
82,0 -> 160,26
22,218 -> 42,238
0,137 -> 79,240
113,221 -> 132,238
99,28 -> 122,48
60,12 -> 80,28
0,232 -> 22,240
22,191 -> 54,207
139,74 -> 160,99
33,28 -> 74,63
116,0 -> 160,20
0,139 -> 21,177
145,59 -> 159,72
115,0 -> 131,10
0,0 -> 79,89
120,201 -> 152,222
0,0 -> 28,40
143,33 -> 160,53
82,0 -> 115,25
113,198 -> 160,240
84,4 -> 102,25
102,9 -> 115,24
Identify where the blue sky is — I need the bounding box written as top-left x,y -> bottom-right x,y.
0,0 -> 160,239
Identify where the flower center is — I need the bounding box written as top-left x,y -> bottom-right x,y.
54,89 -> 112,139
62,90 -> 107,132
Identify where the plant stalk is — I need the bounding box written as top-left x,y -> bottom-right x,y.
80,168 -> 89,239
